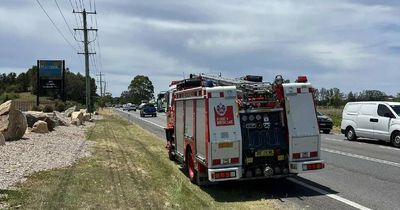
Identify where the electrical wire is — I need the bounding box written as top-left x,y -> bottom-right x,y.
35,0 -> 78,52
54,0 -> 82,51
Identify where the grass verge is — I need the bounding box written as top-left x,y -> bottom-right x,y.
3,110 -> 279,209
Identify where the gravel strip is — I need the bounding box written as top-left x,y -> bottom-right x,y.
0,123 -> 96,190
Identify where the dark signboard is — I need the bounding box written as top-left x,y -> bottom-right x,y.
38,60 -> 64,89
36,60 -> 65,105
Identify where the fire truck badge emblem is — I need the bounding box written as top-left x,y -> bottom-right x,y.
215,103 -> 227,116
214,103 -> 234,126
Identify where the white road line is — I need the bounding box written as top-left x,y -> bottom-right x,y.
121,110 -> 165,129
325,138 -> 344,142
322,148 -> 400,168
379,146 -> 400,151
287,178 -> 372,210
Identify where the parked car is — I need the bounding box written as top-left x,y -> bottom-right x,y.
340,101 -> 400,147
139,103 -> 157,117
317,111 -> 333,134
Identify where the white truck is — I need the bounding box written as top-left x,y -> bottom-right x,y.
164,74 -> 324,185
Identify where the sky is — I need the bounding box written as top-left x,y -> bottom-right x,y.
1,0 -> 400,97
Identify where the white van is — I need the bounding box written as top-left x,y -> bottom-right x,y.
340,101 -> 400,147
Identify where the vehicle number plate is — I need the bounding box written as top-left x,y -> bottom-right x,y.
320,123 -> 326,126
218,142 -> 233,148
255,149 -> 274,157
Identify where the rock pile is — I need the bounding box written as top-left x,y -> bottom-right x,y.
0,100 -> 94,144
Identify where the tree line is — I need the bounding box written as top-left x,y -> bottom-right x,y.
0,66 -> 97,106
315,88 -> 400,107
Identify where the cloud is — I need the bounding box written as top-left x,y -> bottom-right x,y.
1,0 -> 400,97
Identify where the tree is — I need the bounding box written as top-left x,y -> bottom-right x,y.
127,75 -> 154,104
347,91 -> 356,102
358,90 -> 386,101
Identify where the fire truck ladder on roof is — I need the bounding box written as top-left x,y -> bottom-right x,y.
195,73 -> 273,95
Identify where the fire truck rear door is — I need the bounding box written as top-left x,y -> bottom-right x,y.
283,83 -> 322,172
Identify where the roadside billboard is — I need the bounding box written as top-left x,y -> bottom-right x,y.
36,60 -> 65,105
38,60 -> 64,89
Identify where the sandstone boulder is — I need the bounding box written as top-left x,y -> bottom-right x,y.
25,111 -> 56,131
83,113 -> 91,122
0,100 -> 13,116
31,120 -> 49,133
44,117 -> 56,131
53,111 -> 70,126
25,111 -> 47,127
64,106 -> 76,117
0,133 -> 5,146
71,119 -> 81,126
0,109 -> 28,141
71,111 -> 84,126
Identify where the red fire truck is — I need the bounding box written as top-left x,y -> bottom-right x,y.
164,74 -> 324,185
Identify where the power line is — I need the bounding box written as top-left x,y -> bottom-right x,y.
54,0 -> 82,51
69,0 -> 84,43
35,0 -> 78,52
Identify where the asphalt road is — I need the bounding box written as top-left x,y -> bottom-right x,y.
115,109 -> 400,210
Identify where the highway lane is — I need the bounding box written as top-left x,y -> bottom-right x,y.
304,134 -> 400,210
115,109 -> 400,209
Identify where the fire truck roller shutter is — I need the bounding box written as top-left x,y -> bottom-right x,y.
207,86 -> 242,168
195,99 -> 206,160
175,100 -> 185,156
283,83 -> 320,162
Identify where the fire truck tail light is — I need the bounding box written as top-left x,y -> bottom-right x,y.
297,88 -> 301,93
303,163 -> 325,171
310,151 -> 318,157
292,153 -> 301,159
231,157 -> 239,164
212,171 -> 236,180
212,159 -> 221,165
220,92 -> 224,97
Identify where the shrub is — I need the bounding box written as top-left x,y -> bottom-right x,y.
43,105 -> 54,113
55,100 -> 66,112
0,92 -> 19,103
32,105 -> 43,111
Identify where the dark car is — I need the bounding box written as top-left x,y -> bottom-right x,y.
139,103 -> 157,117
317,111 -> 333,134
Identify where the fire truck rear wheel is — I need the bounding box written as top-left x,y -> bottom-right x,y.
168,150 -> 175,161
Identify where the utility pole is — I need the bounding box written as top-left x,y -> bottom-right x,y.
96,72 -> 104,97
74,9 -> 97,112
103,81 -> 107,96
